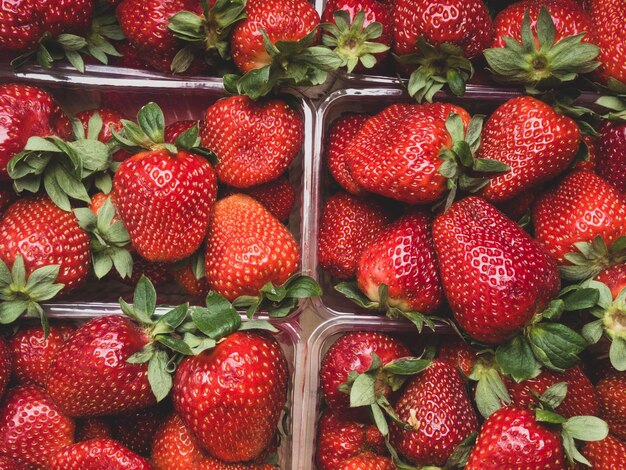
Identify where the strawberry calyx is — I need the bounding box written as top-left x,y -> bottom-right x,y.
0,255 -> 63,337
484,7 -> 600,92
395,39 -> 474,103
122,276 -> 278,402
74,196 -> 133,280
7,112 -> 114,212
593,79 -> 626,121
560,235 -> 626,281
223,28 -> 344,100
335,282 -> 446,333
232,274 -> 322,318
468,353 -> 512,419
168,0 -> 247,73
321,10 -> 389,74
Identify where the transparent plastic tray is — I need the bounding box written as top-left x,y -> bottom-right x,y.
308,86 -> 601,320
295,315 -> 453,469
38,309 -> 303,469
0,68 -> 316,319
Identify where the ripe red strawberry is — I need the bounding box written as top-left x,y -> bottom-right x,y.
596,122 -> 626,194
390,361 -> 478,466
0,456 -> 20,470
533,170 -> 626,276
173,331 -> 288,462
438,337 -> 476,377
318,192 -> 390,280
119,256 -> 172,287
320,332 -> 411,409
46,315 -> 155,417
75,108 -> 129,162
151,413 -> 206,470
114,41 -> 153,70
0,384 -> 75,468
165,120 -> 200,143
8,322 -> 74,387
355,210 -> 443,315
465,407 -> 565,469
0,185 -> 15,215
196,458 -> 276,469
582,434 -> 626,469
113,406 -> 165,456
478,96 -> 581,202
204,194 -> 300,301
597,373 -> 626,440
326,114 -> 368,195
316,408 -> 386,470
505,366 -> 600,418
76,417 -> 114,442
171,254 -> 209,298
596,263 -> 626,298
113,104 -> 217,262
0,83 -> 71,179
433,197 -> 560,344
49,438 -> 153,469
0,195 -> 91,294
574,134 -> 598,172
494,189 -> 537,222
202,96 -> 303,188
221,176 -> 296,221
0,337 -> 11,398
589,0 -> 626,84
338,453 -> 394,470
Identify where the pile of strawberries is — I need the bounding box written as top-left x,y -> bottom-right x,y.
0,0 -> 626,468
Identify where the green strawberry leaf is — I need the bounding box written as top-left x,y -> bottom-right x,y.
132,275 -> 157,324
147,350 -> 173,402
582,319 -> 604,345
350,372 -> 377,407
473,367 -> 511,418
192,292 -> 242,340
562,287 -> 600,311
446,432 -> 477,469
610,337 -> 626,371
562,416 -> 608,442
137,103 -> 165,144
496,336 -> 541,382
535,409 -> 567,424
152,303 -> 190,336
383,358 -> 431,375
370,402 -> 389,437
539,382 -> 568,410
527,323 -> 587,372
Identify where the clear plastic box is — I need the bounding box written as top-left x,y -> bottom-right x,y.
0,66 -> 316,319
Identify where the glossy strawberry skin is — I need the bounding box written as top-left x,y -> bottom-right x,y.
346,102 -> 470,204
0,384 -> 75,468
0,84 -> 71,179
393,0 -> 493,59
46,315 -> 155,417
357,210 -> 443,313
582,434 -> 626,469
113,148 -> 217,262
320,332 -> 411,409
597,373 -> 626,441
75,417 -> 114,442
433,197 -> 560,344
589,0 -> 626,83
0,338 -> 11,398
533,170 -> 626,265
75,108 -> 129,162
596,122 -> 626,194
151,413 -> 206,470
231,0 -> 320,72
49,438 -> 153,470
596,263 -> 626,298
171,259 -> 208,298
316,408 -> 387,470
390,361 -> 478,466
318,192 -> 391,280
0,196 -> 91,293
113,406 -> 165,457
221,176 -> 296,221
479,96 -> 581,202
173,331 -> 288,462
164,120 -> 200,143
505,366 -> 600,418
8,322 -> 74,388
204,194 -> 300,301
465,407 -> 565,469
202,96 -> 303,188
326,114 -> 369,195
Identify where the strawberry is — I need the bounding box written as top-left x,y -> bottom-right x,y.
0,384 -> 75,468
494,187 -> 537,222
478,96 -> 581,202
221,176 -> 296,221
76,417 -> 114,442
316,408 -> 387,470
113,102 -> 217,262
151,413 -> 206,470
485,0 -> 599,87
49,438 -> 153,469
326,114 -> 368,195
113,405 -> 166,456
0,338 -> 10,398
202,96 -> 303,188
533,170 -> 626,278
75,108 -> 129,162
0,456 -> 21,469
120,256 -> 173,287
204,194 -> 301,302
596,263 -> 626,298
318,192 -> 390,280
320,332 -> 411,409
389,361 -> 478,466
432,197 -> 560,345
582,434 -> 626,469
597,373 -> 626,440
0,185 -> 16,215
114,41 -> 154,70
505,366 -> 600,418
596,121 -> 626,193
171,252 -> 209,298
8,322 -> 74,387
173,331 -> 288,462
165,120 -> 200,143
392,0 -> 493,100
589,0 -> 626,84
437,337 -> 476,377
321,0 -> 392,73
0,83 -> 71,179
338,453 -> 393,470
0,196 -> 91,326
196,458 -> 276,469
574,134 -> 598,172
